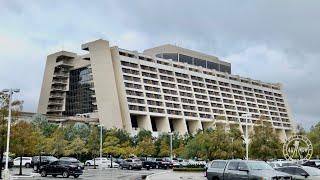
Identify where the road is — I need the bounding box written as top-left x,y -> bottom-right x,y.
3,167 -> 168,180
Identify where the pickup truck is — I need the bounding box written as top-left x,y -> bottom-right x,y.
206,160 -> 292,180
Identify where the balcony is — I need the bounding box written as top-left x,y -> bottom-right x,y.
54,72 -> 69,78
49,93 -> 64,99
52,86 -> 67,91
48,100 -> 63,105
56,60 -> 73,68
52,79 -> 68,85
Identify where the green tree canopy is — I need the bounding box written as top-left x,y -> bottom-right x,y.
249,119 -> 282,160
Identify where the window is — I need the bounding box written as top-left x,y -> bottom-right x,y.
211,161 -> 227,169
238,162 -> 248,170
162,53 -> 178,61
179,54 -> 193,64
227,162 -> 238,170
207,61 -> 219,71
194,58 -> 206,68
220,64 -> 231,73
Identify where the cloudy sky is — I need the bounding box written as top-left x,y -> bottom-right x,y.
0,0 -> 319,129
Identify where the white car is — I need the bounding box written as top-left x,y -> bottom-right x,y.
85,158 -> 119,168
13,157 -> 32,168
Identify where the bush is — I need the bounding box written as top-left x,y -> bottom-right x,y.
184,164 -> 205,168
173,167 -> 205,172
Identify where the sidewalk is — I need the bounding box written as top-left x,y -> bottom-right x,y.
148,171 -> 206,180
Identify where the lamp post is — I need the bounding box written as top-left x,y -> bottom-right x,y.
241,113 -> 252,161
2,88 -> 20,180
98,124 -> 103,169
168,132 -> 173,161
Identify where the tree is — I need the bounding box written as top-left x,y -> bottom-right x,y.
47,128 -> 67,158
11,122 -> 37,175
135,137 -> 156,158
87,126 -> 100,169
65,136 -> 88,159
103,128 -> 133,158
31,114 -> 58,137
249,119 -> 282,160
307,122 -> 320,158
134,129 -> 152,145
158,138 -> 170,157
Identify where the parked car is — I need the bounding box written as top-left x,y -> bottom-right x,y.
13,157 -> 32,168
31,156 -> 58,172
85,157 -> 108,166
302,161 -> 319,168
39,160 -> 83,178
268,160 -> 298,168
120,158 -> 142,170
1,157 -> 13,169
141,158 -> 157,169
206,160 -> 292,180
59,157 -> 84,169
85,157 -> 119,168
276,166 -> 320,179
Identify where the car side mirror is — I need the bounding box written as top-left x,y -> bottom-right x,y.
300,173 -> 309,178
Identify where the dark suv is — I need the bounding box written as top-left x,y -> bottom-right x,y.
39,160 -> 83,178
154,158 -> 173,169
31,156 -> 58,172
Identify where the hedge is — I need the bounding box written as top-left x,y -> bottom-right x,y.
173,168 -> 206,172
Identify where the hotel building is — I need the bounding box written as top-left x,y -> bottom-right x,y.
38,39 -> 295,140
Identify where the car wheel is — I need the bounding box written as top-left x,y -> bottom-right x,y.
62,171 -> 69,178
74,175 -> 79,178
40,170 -> 47,177
86,162 -> 91,166
52,175 -> 57,177
25,163 -> 31,168
128,165 -> 133,170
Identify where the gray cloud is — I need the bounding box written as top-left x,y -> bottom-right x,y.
0,0 -> 319,129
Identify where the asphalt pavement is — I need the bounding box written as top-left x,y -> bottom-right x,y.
2,167 -> 167,180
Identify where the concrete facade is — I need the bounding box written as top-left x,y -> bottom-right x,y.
38,39 -> 295,140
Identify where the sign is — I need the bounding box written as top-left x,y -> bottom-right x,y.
283,135 -> 313,160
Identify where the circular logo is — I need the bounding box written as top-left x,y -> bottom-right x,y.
283,135 -> 313,161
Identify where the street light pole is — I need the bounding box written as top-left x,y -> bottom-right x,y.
2,88 -> 20,180
169,133 -> 173,161
100,125 -> 102,160
241,113 -> 251,161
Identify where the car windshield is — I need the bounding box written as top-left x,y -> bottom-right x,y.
304,167 -> 320,176
247,161 -> 273,170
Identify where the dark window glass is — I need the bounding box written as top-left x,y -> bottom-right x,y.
238,162 -> 248,170
179,54 -> 193,64
211,161 -> 227,169
220,64 -> 231,73
194,58 -> 206,68
293,168 -> 307,175
163,53 -> 178,61
207,61 -> 219,71
155,54 -> 163,58
65,67 -> 95,116
227,162 -> 238,170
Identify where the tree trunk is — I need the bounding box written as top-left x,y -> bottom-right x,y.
19,156 -> 22,175
0,146 -> 4,179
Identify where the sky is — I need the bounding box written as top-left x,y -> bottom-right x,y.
0,0 -> 319,129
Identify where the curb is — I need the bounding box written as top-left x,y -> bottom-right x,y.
146,170 -> 171,180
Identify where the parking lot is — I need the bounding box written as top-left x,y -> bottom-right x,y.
5,167 -> 168,180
